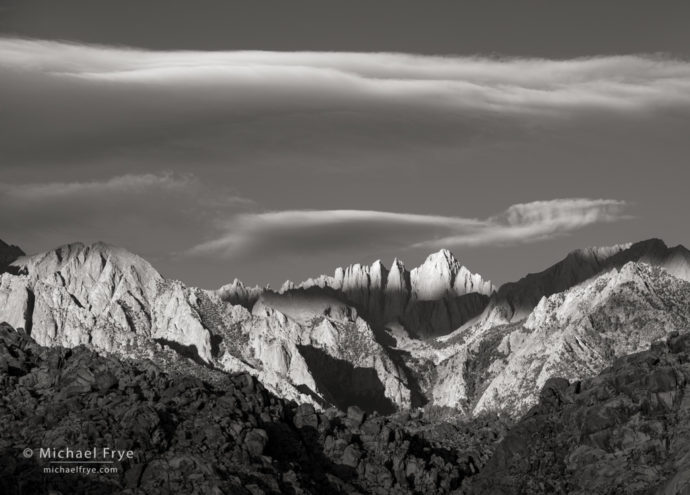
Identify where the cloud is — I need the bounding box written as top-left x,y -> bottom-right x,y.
188,199 -> 629,258
2,39 -> 689,113
2,38 -> 690,167
414,199 -> 629,249
0,173 -> 252,253
0,173 -> 195,201
0,38 -> 682,289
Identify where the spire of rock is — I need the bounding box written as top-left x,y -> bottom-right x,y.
383,257 -> 410,323
410,249 -> 493,301
367,260 -> 388,319
217,278 -> 263,308
291,250 -> 491,334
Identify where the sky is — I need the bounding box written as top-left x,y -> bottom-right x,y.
1,1 -> 689,289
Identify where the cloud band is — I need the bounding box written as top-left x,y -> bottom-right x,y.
189,199 -> 629,258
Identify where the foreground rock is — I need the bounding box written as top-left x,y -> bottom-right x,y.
468,331 -> 690,494
0,323 -> 502,495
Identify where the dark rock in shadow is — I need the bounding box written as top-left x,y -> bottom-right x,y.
0,240 -> 24,275
153,338 -> 210,368
297,345 -> 396,415
0,322 -> 498,495
0,448 -> 121,495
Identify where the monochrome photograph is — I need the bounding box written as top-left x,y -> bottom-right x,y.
1,1 -> 689,493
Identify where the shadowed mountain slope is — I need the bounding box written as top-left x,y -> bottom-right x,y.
0,322 -> 498,495
478,238 -> 690,328
468,331 -> 690,495
0,239 -> 23,273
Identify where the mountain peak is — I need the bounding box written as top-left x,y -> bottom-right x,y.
19,241 -> 161,284
468,259 -> 690,418
633,237 -> 668,250
0,239 -> 24,273
0,239 -> 17,249
425,248 -> 459,266
479,237 -> 690,328
216,277 -> 262,308
411,249 -> 492,301
370,259 -> 386,272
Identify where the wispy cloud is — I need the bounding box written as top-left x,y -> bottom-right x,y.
0,38 -> 690,179
188,199 -> 629,258
2,38 -> 689,114
0,173 -> 253,251
413,199 -> 629,249
0,38 -> 680,288
0,173 -> 195,201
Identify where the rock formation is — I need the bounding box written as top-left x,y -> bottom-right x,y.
431,261 -> 690,417
0,323 -> 498,495
215,278 -> 263,308
3,236 -> 690,494
468,331 -> 690,494
0,242 -> 214,361
223,288 -> 414,413
472,238 -> 690,331
0,242 -> 412,413
2,238 -> 690,422
296,249 -> 495,338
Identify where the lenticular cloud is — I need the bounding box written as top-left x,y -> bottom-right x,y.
2,37 -> 690,115
189,199 -> 629,257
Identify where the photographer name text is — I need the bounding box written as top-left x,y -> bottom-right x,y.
38,447 -> 135,461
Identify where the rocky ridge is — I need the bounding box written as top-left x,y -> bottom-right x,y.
295,250 -> 494,338
470,238 -> 690,332
0,323 -> 502,495
0,242 -> 411,412
2,238 -> 690,422
3,236 -> 690,493
216,278 -> 263,308
468,330 -> 690,494
431,261 -> 690,417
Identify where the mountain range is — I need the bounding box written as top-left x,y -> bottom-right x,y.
1,237 -> 689,422
2,236 -> 690,494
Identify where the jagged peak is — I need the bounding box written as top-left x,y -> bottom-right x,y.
369,259 -> 387,277
0,238 -> 22,249
0,239 -> 25,273
279,280 -> 295,293
526,260 -> 679,329
0,239 -> 24,256
501,239 -> 676,291
422,248 -> 459,266
564,238 -> 670,262
13,241 -> 163,289
414,248 -> 487,282
632,237 -> 669,250
36,241 -> 137,260
390,257 -> 405,270
566,243 -> 628,259
670,243 -> 690,255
